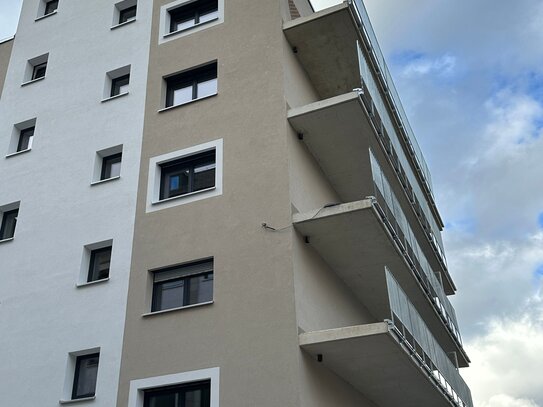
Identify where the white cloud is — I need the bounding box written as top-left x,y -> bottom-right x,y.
480,394 -> 540,407
401,54 -> 457,77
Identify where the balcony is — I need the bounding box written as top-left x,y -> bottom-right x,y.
293,189 -> 469,367
284,0 -> 442,239
288,91 -> 454,294
299,270 -> 472,407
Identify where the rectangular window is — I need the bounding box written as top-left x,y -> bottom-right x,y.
44,0 -> 59,15
119,5 -> 137,23
17,126 -> 34,152
72,353 -> 100,400
88,247 -> 112,282
169,0 -> 218,33
32,62 -> 47,80
165,63 -> 217,108
0,209 -> 18,240
111,74 -> 130,97
144,380 -> 211,407
101,153 -> 122,180
152,259 -> 213,312
160,150 -> 215,200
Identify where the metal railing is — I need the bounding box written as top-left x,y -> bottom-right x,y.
386,269 -> 472,407
370,150 -> 462,344
350,0 -> 437,209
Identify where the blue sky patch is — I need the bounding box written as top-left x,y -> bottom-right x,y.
538,212 -> 543,228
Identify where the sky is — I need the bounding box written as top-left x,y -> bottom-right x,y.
2,0 -> 543,406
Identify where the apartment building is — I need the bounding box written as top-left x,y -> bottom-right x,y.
0,1 -> 472,407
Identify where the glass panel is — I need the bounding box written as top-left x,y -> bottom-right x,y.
45,0 -> 58,15
185,388 -> 202,407
109,160 -> 122,178
193,163 -> 215,191
167,169 -> 190,197
102,154 -> 122,180
197,78 -> 217,99
111,75 -> 130,97
173,18 -> 196,32
73,354 -> 99,399
32,63 -> 47,80
0,209 -> 18,240
187,274 -> 213,305
199,10 -> 219,24
148,392 -> 177,407
154,280 -> 184,311
88,248 -> 111,282
173,86 -> 193,106
119,6 -> 137,23
18,127 -> 34,152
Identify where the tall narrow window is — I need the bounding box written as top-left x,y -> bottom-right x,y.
165,63 -> 217,108
88,247 -> 112,282
44,0 -> 59,15
17,127 -> 34,152
160,150 -> 216,200
169,0 -> 218,33
152,259 -> 214,312
72,353 -> 100,400
0,209 -> 18,240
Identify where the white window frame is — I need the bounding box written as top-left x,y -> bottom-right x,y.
159,0 -> 224,45
60,347 -> 101,404
128,367 -> 220,407
146,139 -> 223,213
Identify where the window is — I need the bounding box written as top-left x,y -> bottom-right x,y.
24,54 -> 48,84
169,0 -> 218,33
72,353 -> 100,400
44,0 -> 59,15
165,62 -> 217,108
152,259 -> 213,312
160,150 -> 215,200
144,380 -> 210,407
17,126 -> 34,152
111,74 -> 130,97
88,246 -> 112,282
101,153 -> 122,180
104,66 -> 131,100
7,119 -> 37,157
119,5 -> 137,23
0,208 -> 18,241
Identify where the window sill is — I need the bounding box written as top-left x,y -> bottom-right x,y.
76,278 -> 110,288
5,149 -> 32,158
152,186 -> 216,205
90,176 -> 120,186
21,76 -> 45,87
59,396 -> 96,404
157,93 -> 217,113
111,18 -> 136,30
142,301 -> 213,317
0,237 -> 14,245
35,10 -> 57,21
163,18 -> 219,39
101,92 -> 129,103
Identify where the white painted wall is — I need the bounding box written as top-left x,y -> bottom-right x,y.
0,0 -> 152,405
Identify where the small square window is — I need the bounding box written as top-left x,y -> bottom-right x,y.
72,353 -> 100,400
101,153 -> 122,180
144,380 -> 211,407
0,208 -> 18,241
32,62 -> 47,80
44,0 -> 59,15
152,259 -> 213,312
111,74 -> 130,97
17,126 -> 34,152
168,0 -> 218,34
88,247 -> 112,283
165,63 -> 217,108
24,54 -> 48,84
119,5 -> 137,24
160,150 -> 215,200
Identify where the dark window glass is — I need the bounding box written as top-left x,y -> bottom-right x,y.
32,62 -> 47,80
152,259 -> 213,312
0,209 -> 18,240
17,127 -> 34,152
165,63 -> 217,108
144,380 -> 211,407
44,0 -> 59,15
101,153 -> 122,180
88,247 -> 112,282
119,5 -> 137,24
169,0 -> 218,33
72,353 -> 99,400
111,74 -> 130,97
160,150 -> 215,200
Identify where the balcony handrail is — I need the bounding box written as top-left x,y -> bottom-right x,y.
369,150 -> 462,344
349,0 -> 436,205
386,269 -> 472,407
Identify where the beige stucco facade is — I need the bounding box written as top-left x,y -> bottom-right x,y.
0,38 -> 14,98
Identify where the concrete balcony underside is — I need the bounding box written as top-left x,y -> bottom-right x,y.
288,92 -> 456,295
293,200 -> 469,367
300,323 -> 460,407
283,3 -> 360,99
